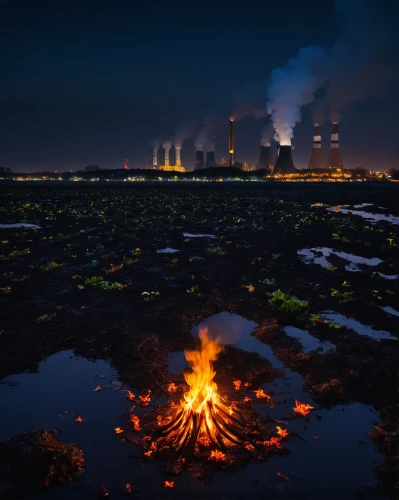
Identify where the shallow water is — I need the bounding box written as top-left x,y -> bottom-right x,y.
156,247 -> 180,253
298,247 -> 383,272
284,326 -> 335,352
183,232 -> 217,239
0,222 -> 40,229
320,311 -> 395,341
327,205 -> 399,225
380,305 -> 399,317
1,324 -> 383,499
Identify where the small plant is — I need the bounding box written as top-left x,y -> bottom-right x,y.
330,288 -> 354,303
207,247 -> 226,256
259,277 -> 276,285
327,265 -> 337,271
40,261 -> 63,271
269,290 -> 308,314
84,276 -> 105,288
9,248 -> 30,257
272,253 -> 281,260
187,284 -> 200,294
141,291 -> 160,301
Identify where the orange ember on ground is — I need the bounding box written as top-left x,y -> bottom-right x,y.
209,450 -> 226,462
277,471 -> 289,481
75,416 -> 85,423
293,400 -> 314,417
263,436 -> 283,449
243,396 -> 251,403
124,390 -> 135,400
115,427 -> 124,434
233,379 -> 241,391
129,414 -> 142,431
139,390 -> 152,405
94,385 -> 102,392
168,383 -> 178,393
276,426 -> 288,438
254,389 -> 271,401
163,480 -> 174,489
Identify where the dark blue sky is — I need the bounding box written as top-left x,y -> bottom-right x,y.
0,0 -> 398,171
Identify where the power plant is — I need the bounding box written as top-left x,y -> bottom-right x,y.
124,158 -> 128,170
329,122 -> 343,170
275,144 -> 296,173
228,119 -> 234,167
308,124 -> 327,169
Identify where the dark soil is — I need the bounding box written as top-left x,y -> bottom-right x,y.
1,182 -> 398,496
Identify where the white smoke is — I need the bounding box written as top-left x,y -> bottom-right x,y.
260,124 -> 273,146
174,123 -> 194,148
163,141 -> 172,149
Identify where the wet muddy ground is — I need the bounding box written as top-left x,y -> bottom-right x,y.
0,183 -> 398,498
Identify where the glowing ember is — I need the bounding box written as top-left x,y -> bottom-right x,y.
293,400 -> 314,417
233,379 -> 241,390
276,426 -> 288,438
254,389 -> 271,401
129,414 -> 142,431
124,390 -> 135,400
168,383 -> 178,393
277,471 -> 289,481
163,480 -> 174,489
263,436 -> 283,449
152,328 -> 251,451
75,416 -> 85,423
139,390 -> 152,406
115,427 -> 124,434
209,449 -> 226,462
94,385 -> 102,392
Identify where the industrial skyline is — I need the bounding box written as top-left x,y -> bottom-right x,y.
0,0 -> 398,172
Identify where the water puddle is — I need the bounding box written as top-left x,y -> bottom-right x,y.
284,326 -> 335,352
298,247 -> 383,271
380,305 -> 399,317
0,222 -> 40,229
376,272 -> 399,280
183,232 -> 217,239
320,311 -> 396,341
156,247 -> 180,253
327,206 -> 399,225
166,312 -> 383,498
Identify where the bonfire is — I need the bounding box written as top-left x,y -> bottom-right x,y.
139,328 -> 286,468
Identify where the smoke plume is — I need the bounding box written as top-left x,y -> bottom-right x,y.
267,0 -> 399,138
163,141 -> 172,149
174,122 -> 194,148
260,123 -> 273,146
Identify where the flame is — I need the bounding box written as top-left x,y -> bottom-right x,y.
263,436 -> 283,449
75,416 -> 85,423
233,379 -> 241,391
163,481 -> 174,489
276,426 -> 288,438
124,390 -> 135,400
115,427 -> 124,435
153,328 -> 249,451
254,389 -> 271,401
293,400 -> 314,417
168,383 -> 178,393
139,390 -> 151,406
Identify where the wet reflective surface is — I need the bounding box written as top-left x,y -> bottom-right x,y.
1,316 -> 384,499
327,205 -> 399,225
284,326 -> 335,352
320,311 -> 395,341
0,222 -> 40,229
183,232 -> 217,239
298,247 -> 383,272
156,247 -> 180,253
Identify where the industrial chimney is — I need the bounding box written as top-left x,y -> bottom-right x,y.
228,119 -> 234,167
195,151 -> 205,170
274,144 -> 296,174
175,146 -> 182,168
257,144 -> 272,170
206,151 -> 215,167
163,142 -> 171,167
152,147 -> 158,167
124,158 -> 128,170
328,122 -> 343,170
308,123 -> 327,169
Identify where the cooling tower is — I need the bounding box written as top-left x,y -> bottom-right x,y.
257,145 -> 272,170
275,145 -> 296,173
228,119 -> 234,167
165,146 -> 170,167
328,122 -> 343,170
308,123 -> 327,169
206,151 -> 216,167
175,146 -> 182,168
195,151 -> 205,170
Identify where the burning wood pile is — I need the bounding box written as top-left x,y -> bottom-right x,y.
137,328 -> 289,475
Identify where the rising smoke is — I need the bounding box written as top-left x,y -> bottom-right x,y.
267,0 -> 399,141
260,123 -> 274,146
162,141 -> 172,149
174,122 -> 194,148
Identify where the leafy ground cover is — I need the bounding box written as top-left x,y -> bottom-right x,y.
0,182 -> 398,495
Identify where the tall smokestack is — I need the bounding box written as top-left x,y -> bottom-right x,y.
195,151 -> 205,170
206,151 -> 215,167
124,158 -> 128,170
175,146 -> 182,168
228,119 -> 234,167
163,142 -> 171,167
308,123 -> 327,169
153,147 -> 158,167
329,122 -> 343,170
275,144 -> 296,174
257,144 -> 272,170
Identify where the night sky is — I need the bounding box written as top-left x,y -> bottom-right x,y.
1,0 -> 398,172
